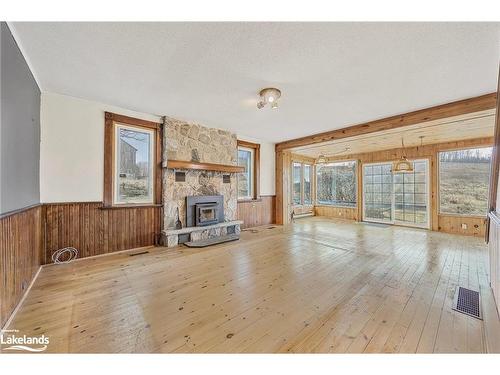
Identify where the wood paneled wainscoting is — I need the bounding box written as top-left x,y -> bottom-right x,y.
44,202 -> 162,264
0,205 -> 43,328
314,206 -> 358,221
237,195 -> 276,229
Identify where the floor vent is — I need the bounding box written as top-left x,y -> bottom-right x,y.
129,251 -> 149,257
452,286 -> 482,320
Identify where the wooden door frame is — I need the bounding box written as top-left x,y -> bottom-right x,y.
486,64 -> 500,242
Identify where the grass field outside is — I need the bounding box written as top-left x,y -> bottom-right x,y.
439,161 -> 490,216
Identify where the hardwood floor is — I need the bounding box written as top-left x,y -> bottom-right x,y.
4,217 -> 498,353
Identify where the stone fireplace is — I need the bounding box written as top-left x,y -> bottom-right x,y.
161,117 -> 243,247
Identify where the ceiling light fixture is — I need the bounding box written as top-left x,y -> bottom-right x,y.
257,88 -> 281,109
315,146 -> 351,164
392,138 -> 414,173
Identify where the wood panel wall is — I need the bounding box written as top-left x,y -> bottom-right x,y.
314,206 -> 358,220
43,202 -> 162,264
0,205 -> 43,328
237,195 -> 276,229
438,215 -> 487,237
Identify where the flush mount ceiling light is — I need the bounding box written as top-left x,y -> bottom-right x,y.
392,138 -> 414,173
257,88 -> 281,109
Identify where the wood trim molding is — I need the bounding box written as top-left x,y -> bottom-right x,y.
237,139 -> 261,150
103,112 -> 163,207
166,159 -> 244,173
275,93 -> 497,151
488,67 -> 500,214
0,203 -> 42,220
291,153 -> 316,164
105,111 -> 160,130
237,140 -> 261,200
486,65 -> 500,242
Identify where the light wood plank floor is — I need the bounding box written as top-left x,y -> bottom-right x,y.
5,217 -> 498,353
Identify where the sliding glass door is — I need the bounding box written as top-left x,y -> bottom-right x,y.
393,160 -> 429,227
363,159 -> 430,228
363,163 -> 393,223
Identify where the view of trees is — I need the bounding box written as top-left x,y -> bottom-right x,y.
439,148 -> 492,163
316,161 -> 357,206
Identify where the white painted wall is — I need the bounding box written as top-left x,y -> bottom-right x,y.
40,93 -> 160,202
40,93 -> 275,202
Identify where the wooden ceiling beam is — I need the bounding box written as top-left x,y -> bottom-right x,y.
275,93 -> 497,152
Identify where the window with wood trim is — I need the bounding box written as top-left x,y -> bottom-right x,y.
316,161 -> 357,207
292,162 -> 302,205
104,112 -> 162,207
237,140 -> 260,201
439,146 -> 493,216
291,162 -> 313,206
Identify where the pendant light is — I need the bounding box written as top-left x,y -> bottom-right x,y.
315,147 -> 351,164
392,138 -> 413,173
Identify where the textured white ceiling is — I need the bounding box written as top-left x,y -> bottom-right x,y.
10,22 -> 500,143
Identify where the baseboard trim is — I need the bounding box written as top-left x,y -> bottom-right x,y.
43,245 -> 156,268
1,265 -> 43,330
294,213 -> 314,219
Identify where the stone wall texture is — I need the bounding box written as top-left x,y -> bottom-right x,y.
163,117 -> 237,165
163,117 -> 238,229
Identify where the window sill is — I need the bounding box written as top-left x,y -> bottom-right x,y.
438,212 -> 487,219
315,204 -> 357,209
100,203 -> 163,210
238,198 -> 262,203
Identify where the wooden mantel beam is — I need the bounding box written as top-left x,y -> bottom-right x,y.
166,159 -> 244,173
275,93 -> 497,151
